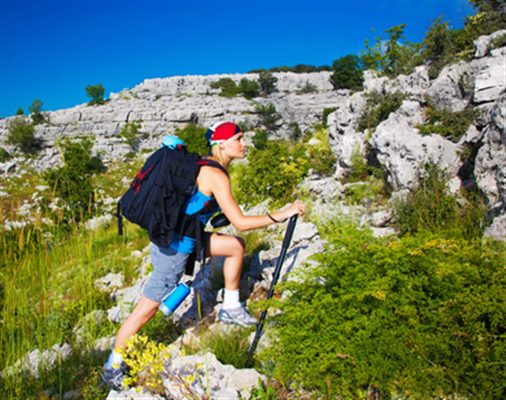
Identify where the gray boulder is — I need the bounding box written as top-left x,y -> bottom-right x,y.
371,104 -> 460,191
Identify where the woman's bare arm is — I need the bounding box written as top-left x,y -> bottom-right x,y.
208,168 -> 302,232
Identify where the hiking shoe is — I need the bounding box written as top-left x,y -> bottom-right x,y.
101,364 -> 127,391
218,304 -> 257,327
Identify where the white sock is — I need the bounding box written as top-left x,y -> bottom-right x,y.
223,289 -> 241,309
105,349 -> 124,369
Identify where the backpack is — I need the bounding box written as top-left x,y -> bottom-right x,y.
116,136 -> 226,252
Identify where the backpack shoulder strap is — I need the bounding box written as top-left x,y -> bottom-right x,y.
197,158 -> 229,177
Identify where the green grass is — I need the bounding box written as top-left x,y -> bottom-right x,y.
0,220 -> 148,398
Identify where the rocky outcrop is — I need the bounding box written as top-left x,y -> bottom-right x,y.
326,33 -> 505,239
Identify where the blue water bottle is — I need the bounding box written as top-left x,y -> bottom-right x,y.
159,281 -> 192,316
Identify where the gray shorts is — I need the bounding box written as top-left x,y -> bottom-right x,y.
143,243 -> 189,303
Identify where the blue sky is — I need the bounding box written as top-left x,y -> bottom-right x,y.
0,0 -> 474,118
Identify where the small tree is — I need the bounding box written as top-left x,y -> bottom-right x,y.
330,54 -> 364,91
258,71 -> 278,95
86,84 -> 106,106
7,118 -> 40,153
16,107 -> 24,115
29,99 -> 45,125
239,78 -> 260,99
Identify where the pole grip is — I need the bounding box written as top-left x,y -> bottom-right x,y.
282,215 -> 298,249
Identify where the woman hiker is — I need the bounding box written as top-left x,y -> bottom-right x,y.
102,121 -> 305,389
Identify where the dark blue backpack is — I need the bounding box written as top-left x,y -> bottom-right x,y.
117,137 -> 226,251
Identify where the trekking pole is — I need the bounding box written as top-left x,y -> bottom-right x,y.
245,215 -> 298,368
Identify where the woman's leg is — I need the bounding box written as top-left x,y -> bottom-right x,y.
207,233 -> 245,290
113,295 -> 160,351
207,233 -> 256,326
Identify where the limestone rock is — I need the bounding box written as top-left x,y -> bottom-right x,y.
95,273 -> 124,292
474,29 -> 506,58
472,47 -> 506,105
371,109 -> 460,191
474,93 -> 506,212
426,62 -> 473,112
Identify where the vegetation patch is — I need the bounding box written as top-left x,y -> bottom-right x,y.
356,91 -> 406,132
417,99 -> 476,141
393,163 -> 487,238
6,117 -> 41,154
210,78 -> 240,98
175,123 -> 209,156
261,219 -> 506,398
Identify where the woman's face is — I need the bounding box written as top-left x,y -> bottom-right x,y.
222,133 -> 246,159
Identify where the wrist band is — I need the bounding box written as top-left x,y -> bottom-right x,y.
267,213 -> 280,223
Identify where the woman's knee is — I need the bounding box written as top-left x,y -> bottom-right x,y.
231,236 -> 245,257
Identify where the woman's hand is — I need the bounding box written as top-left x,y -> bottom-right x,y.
276,201 -> 306,221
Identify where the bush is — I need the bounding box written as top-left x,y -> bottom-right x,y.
330,54 -> 364,91
6,118 -> 40,153
119,120 -> 142,150
393,163 -> 486,238
305,126 -> 336,177
321,107 -> 337,125
232,140 -> 310,207
45,138 -> 104,222
417,100 -> 476,141
175,123 -> 209,156
262,219 -> 506,398
356,91 -> 406,132
258,71 -> 278,95
29,99 -> 45,125
297,81 -> 318,94
210,78 -> 240,98
239,78 -> 260,99
86,83 -> 106,106
15,107 -> 24,115
255,103 -> 279,132
252,129 -> 269,150
491,32 -> 506,49
0,147 -> 11,162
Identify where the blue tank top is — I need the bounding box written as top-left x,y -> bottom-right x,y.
169,189 -> 220,254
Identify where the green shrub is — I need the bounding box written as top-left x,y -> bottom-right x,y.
262,219 -> 506,398
232,140 -> 310,207
210,78 -> 240,98
344,177 -> 386,206
491,32 -> 506,49
252,129 -> 269,150
239,78 -> 260,99
86,83 -> 106,106
417,100 -> 475,141
356,91 -> 406,132
15,107 -> 24,115
258,71 -> 278,95
0,147 -> 11,162
255,103 -> 279,132
297,81 -> 318,94
321,107 -> 337,125
45,138 -> 104,222
393,163 -> 486,238
305,126 -> 336,177
119,120 -> 142,150
330,54 -> 364,91
288,122 -> 302,141
175,123 -> 209,156
6,118 -> 40,153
